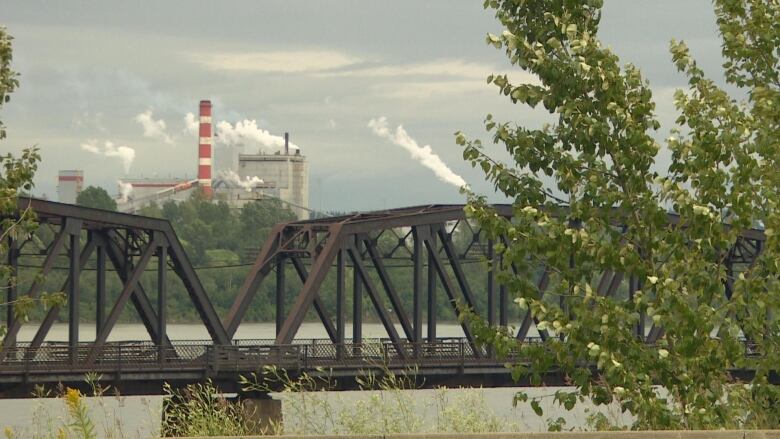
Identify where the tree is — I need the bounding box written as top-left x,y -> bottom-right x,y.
76,185 -> 117,211
239,199 -> 297,253
1,27 -> 63,339
460,0 -> 779,430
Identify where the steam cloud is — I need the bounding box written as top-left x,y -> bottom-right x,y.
81,140 -> 136,174
216,119 -> 299,153
368,117 -> 467,189
184,112 -> 296,155
117,180 -> 133,203
135,110 -> 173,145
217,169 -> 264,192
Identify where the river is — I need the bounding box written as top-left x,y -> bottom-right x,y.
1,323 -> 628,437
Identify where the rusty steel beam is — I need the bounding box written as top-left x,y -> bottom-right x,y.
89,235 -> 159,358
363,237 -> 414,340
423,235 -> 479,353
224,223 -> 286,337
290,257 -> 338,343
5,237 -> 18,346
347,244 -> 407,357
517,268 -> 551,342
412,226 -> 424,343
2,218 -> 76,351
353,235 -> 363,345
436,226 -> 478,312
275,224 -> 344,344
29,236 -> 97,351
102,230 -> 172,347
167,229 -> 229,344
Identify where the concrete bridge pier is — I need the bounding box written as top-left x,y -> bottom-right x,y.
235,392 -> 283,435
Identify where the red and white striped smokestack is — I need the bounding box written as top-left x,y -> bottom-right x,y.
198,100 -> 213,197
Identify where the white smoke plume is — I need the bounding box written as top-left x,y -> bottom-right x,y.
81,140 -> 136,174
135,110 -> 173,145
184,112 -> 198,136
216,119 -> 299,153
368,116 -> 468,189
217,169 -> 264,192
117,180 -> 133,203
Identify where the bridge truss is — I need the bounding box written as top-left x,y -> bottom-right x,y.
0,199 -> 768,396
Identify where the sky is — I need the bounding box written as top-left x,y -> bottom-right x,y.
0,1 -> 726,212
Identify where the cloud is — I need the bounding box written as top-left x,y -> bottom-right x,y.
216,119 -> 298,153
135,109 -> 173,145
80,140 -> 101,154
370,80 -> 489,100
81,140 -> 136,174
187,50 -> 361,73
368,116 -> 467,189
72,111 -> 107,133
184,112 -> 199,136
318,59 -> 493,79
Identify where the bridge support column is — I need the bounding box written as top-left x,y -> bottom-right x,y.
352,235 -> 363,354
426,227 -> 437,343
235,394 -> 283,435
5,236 -> 18,348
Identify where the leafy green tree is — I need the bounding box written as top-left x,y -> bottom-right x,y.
460,0 -> 779,430
1,27 -> 64,338
239,199 -> 297,253
76,185 -> 117,211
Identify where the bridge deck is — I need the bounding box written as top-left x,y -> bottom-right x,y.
0,338 -> 548,396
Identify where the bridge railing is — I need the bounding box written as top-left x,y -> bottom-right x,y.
0,338 -> 548,375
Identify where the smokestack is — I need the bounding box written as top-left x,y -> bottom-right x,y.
284,132 -> 289,155
198,100 -> 213,198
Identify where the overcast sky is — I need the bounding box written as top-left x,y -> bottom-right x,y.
0,1 -> 725,212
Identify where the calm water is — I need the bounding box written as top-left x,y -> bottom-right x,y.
1,323 -> 625,438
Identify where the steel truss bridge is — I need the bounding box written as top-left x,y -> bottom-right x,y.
0,199 -> 769,397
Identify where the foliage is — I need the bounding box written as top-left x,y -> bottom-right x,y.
161,380 -> 256,437
62,388 -> 96,439
0,26 -> 65,339
239,365 -> 523,435
460,0 -> 780,430
75,186 -> 116,211
434,387 -> 504,433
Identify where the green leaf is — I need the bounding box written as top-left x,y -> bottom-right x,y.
531,399 -> 543,416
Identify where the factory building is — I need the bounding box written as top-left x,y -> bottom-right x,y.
57,170 -> 84,204
116,100 -> 310,219
237,148 -> 309,219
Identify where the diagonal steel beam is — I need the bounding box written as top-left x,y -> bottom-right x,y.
290,257 -> 338,343
166,226 -> 230,344
596,270 -> 614,296
89,236 -> 158,359
29,236 -> 97,351
103,230 -> 172,347
224,223 -> 286,338
2,219 -> 74,351
363,237 -> 414,340
516,268 -> 551,342
275,224 -> 344,344
347,244 -> 407,358
436,226 -> 479,312
423,236 -> 479,356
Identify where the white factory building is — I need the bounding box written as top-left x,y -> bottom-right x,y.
116,100 -> 310,219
